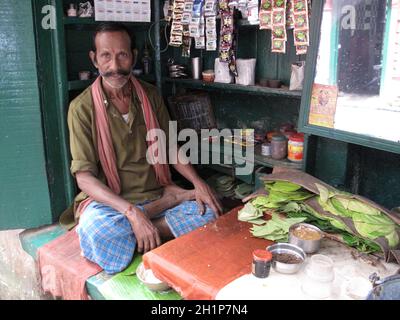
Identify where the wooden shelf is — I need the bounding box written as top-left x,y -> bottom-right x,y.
236,19 -> 260,27
68,74 -> 156,91
254,152 -> 303,170
164,78 -> 302,98
63,17 -> 168,27
205,142 -> 303,172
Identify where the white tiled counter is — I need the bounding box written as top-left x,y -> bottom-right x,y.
216,239 -> 399,300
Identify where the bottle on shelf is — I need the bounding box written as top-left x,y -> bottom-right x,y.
67,4 -> 77,17
142,42 -> 152,75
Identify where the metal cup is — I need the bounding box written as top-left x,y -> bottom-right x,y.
191,57 -> 201,80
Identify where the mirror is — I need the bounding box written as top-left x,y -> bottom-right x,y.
307,0 -> 400,143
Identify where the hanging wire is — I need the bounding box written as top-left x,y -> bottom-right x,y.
148,20 -> 170,54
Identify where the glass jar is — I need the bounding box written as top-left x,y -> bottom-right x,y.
302,254 -> 335,299
288,133 -> 305,162
67,4 -> 77,17
252,249 -> 272,278
270,135 -> 288,160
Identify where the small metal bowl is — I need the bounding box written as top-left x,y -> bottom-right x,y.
267,243 -> 306,274
289,223 -> 323,254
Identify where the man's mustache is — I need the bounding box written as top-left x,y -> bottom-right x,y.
101,69 -> 131,78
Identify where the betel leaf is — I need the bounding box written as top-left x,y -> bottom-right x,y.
250,214 -> 306,242
318,197 -> 351,218
282,201 -> 302,213
269,181 -> 302,193
251,196 -> 270,207
250,219 -> 268,226
238,202 -> 263,222
385,229 -> 400,248
315,183 -> 331,203
347,199 -> 382,216
353,219 -> 395,240
351,212 -> 394,226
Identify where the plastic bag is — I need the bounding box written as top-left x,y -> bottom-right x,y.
235,58 -> 256,86
214,58 -> 234,84
289,61 -> 306,91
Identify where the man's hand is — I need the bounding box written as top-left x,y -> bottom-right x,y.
126,207 -> 161,253
193,180 -> 223,217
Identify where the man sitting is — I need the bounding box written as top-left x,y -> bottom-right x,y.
67,22 -> 222,274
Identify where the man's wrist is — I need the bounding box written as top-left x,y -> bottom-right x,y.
193,177 -> 205,188
124,205 -> 136,218
124,205 -> 145,218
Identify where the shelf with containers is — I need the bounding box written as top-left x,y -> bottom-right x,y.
164,77 -> 302,98
162,12 -> 310,184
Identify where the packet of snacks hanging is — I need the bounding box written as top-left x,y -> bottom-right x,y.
169,0 -> 185,47
293,0 -> 310,55
190,0 -> 205,50
259,0 -> 272,30
271,0 -> 287,53
204,0 -> 218,51
218,0 -> 237,76
165,0 -> 174,23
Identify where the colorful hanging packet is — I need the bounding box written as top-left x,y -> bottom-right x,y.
259,0 -> 272,30
219,0 -> 237,75
204,0 -> 217,51
293,0 -> 310,55
169,0 -> 186,47
271,0 -> 287,53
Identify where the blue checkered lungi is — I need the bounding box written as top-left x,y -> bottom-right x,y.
76,200 -> 216,274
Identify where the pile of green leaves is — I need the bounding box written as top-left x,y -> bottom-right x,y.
283,202 -> 381,253
238,181 -> 312,242
250,213 -> 306,242
239,180 -> 399,254
251,181 -> 314,210
315,184 -> 399,249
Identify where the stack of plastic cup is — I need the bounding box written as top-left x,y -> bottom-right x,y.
302,254 -> 335,299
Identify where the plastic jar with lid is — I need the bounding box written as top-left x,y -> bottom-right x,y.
270,135 -> 288,160
252,249 -> 272,278
288,133 -> 305,162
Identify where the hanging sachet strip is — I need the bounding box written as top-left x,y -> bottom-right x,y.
271,0 -> 287,54
219,0 -> 237,75
293,0 -> 310,55
169,0 -> 185,47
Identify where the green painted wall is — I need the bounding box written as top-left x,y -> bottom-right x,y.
0,0 -> 52,230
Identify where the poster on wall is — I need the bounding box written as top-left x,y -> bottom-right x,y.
308,84 -> 338,128
94,0 -> 151,22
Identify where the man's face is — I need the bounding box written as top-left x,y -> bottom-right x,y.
90,31 -> 135,89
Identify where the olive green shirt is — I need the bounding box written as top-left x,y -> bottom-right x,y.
67,79 -> 171,215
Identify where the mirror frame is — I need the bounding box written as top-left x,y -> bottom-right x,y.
298,0 -> 400,154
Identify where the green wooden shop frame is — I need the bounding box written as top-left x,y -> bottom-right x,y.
298,0 -> 400,155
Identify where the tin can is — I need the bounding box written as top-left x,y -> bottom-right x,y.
261,143 -> 271,156
252,249 -> 272,278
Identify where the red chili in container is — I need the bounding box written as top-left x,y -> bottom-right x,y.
252,249 -> 273,278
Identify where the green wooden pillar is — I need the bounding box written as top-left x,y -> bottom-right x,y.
0,0 -> 53,230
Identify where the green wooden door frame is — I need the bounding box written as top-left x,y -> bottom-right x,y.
298,0 -> 400,155
0,0 -> 53,230
380,0 -> 393,96
32,0 -> 76,221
